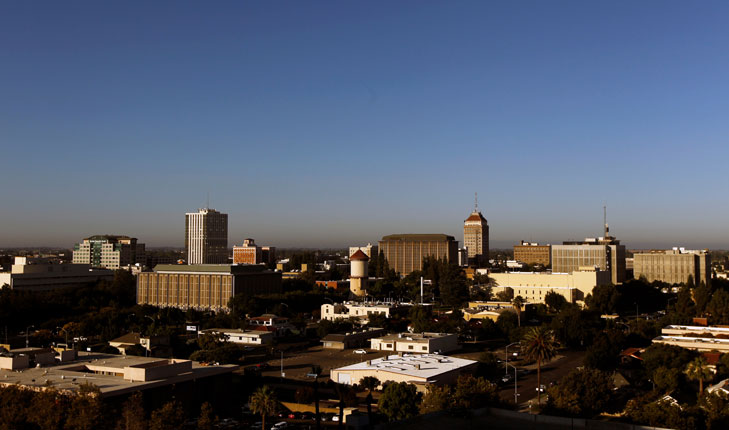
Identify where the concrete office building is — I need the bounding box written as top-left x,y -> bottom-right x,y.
379,234 -> 458,275
513,241 -> 551,266
233,238 -> 276,265
489,268 -> 611,304
0,257 -> 114,291
73,235 -> 146,269
634,248 -> 711,286
653,325 -> 729,353
463,197 -> 489,267
185,208 -> 228,264
199,328 -> 273,345
320,302 -> 417,322
331,353 -> 478,392
137,264 -> 281,311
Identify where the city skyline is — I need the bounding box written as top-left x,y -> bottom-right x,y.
2,2 -> 729,249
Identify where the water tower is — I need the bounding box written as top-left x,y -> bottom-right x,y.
349,250 -> 369,297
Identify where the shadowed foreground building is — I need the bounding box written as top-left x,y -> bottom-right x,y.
0,257 -> 114,291
137,264 -> 281,311
379,234 -> 458,275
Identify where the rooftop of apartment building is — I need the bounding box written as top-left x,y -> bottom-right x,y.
380,234 -> 456,242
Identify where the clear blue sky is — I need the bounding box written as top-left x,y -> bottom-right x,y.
2,1 -> 728,249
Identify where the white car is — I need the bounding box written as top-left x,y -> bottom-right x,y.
271,422 -> 288,430
353,349 -> 368,354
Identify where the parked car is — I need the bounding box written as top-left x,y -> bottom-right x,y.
535,384 -> 546,393
301,412 -> 314,421
353,349 -> 368,354
332,415 -> 340,422
271,422 -> 288,430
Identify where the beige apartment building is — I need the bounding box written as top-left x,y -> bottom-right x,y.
513,241 -> 551,266
185,208 -> 228,264
73,235 -> 146,269
464,206 -> 489,267
379,234 -> 458,275
489,267 -> 611,304
634,248 -> 711,286
137,264 -> 281,311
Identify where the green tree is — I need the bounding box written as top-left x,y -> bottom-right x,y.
701,390 -> 729,430
495,288 -> 514,302
420,385 -> 451,414
652,366 -> 679,394
642,343 -> 697,377
250,386 -> 278,430
706,289 -> 729,324
451,374 -> 499,409
115,392 -> 146,430
65,385 -> 103,430
476,351 -> 501,381
311,365 -> 322,430
359,376 -> 380,427
685,357 -> 713,395
544,291 -> 567,313
547,368 -> 613,417
197,402 -> 217,430
585,284 -> 620,314
522,326 -> 558,405
377,382 -> 421,422
149,401 -> 184,430
511,296 -> 524,327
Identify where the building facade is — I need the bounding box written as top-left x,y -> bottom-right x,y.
232,238 -> 276,265
378,234 -> 458,275
634,248 -> 711,286
136,264 -> 281,311
73,235 -> 146,269
552,238 -> 626,285
513,241 -> 551,266
463,207 -> 489,267
369,332 -> 459,354
185,208 -> 228,265
488,268 -> 612,304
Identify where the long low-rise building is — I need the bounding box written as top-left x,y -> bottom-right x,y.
321,327 -> 387,350
137,264 -> 281,311
653,325 -> 729,352
0,257 -> 114,291
331,353 -> 477,392
489,267 -> 611,304
370,332 -> 458,354
320,302 -> 418,322
0,351 -> 235,398
200,328 -> 273,345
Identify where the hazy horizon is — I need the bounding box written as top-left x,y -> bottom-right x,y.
2,2 -> 728,251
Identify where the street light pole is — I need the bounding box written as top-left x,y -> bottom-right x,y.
505,362 -> 518,405
505,342 -> 520,374
25,325 -> 34,348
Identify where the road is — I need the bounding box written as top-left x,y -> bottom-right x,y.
495,349 -> 585,408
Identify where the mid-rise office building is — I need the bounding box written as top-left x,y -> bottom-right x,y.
349,243 -> 377,258
72,235 -> 146,269
634,248 -> 711,286
137,264 -> 281,311
552,219 -> 625,284
185,208 -> 228,264
232,238 -> 276,265
379,234 -> 458,275
463,200 -> 489,267
513,241 -> 551,266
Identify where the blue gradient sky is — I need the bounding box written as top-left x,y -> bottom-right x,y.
2,1 -> 728,249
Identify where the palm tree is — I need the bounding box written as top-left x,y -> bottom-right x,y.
685,357 -> 713,395
522,326 -> 558,405
249,385 -> 278,430
512,296 -> 524,327
360,376 -> 380,428
334,383 -> 352,429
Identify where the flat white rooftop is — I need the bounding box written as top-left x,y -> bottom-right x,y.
335,353 -> 476,380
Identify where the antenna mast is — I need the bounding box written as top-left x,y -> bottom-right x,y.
475,192 -> 478,212
603,205 -> 609,237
